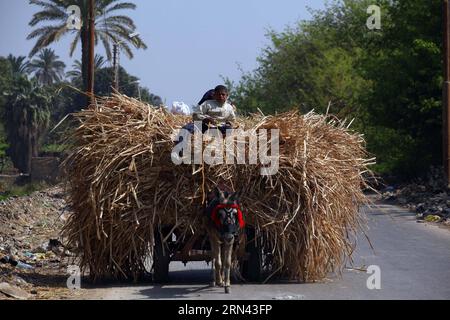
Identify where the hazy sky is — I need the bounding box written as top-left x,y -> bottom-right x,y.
0,0 -> 326,106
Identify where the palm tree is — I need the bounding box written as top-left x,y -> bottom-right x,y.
27,48 -> 66,85
66,54 -> 105,82
28,0 -> 147,91
3,76 -> 50,173
7,54 -> 30,76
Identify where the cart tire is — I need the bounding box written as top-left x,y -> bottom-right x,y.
242,227 -> 262,282
153,230 -> 170,283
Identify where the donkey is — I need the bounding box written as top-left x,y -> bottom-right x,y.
205,188 -> 245,294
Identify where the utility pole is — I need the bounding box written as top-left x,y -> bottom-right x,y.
133,80 -> 141,101
112,43 -> 119,91
87,0 -> 95,106
111,33 -> 139,93
443,0 -> 450,186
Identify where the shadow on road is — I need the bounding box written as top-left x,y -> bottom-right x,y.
138,284 -> 214,299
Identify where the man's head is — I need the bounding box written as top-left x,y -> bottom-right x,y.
213,85 -> 229,105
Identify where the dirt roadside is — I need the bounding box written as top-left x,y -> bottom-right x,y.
0,185 -> 94,300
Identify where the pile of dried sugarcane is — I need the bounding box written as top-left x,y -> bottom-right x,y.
62,94 -> 375,282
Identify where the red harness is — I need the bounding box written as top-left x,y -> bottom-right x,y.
211,204 -> 245,229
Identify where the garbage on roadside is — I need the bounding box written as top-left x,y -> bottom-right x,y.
425,215 -> 442,223
380,167 -> 450,225
0,186 -> 75,299
16,261 -> 33,270
0,282 -> 31,300
0,255 -> 34,270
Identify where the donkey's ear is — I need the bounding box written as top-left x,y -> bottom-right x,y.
230,189 -> 243,202
213,187 -> 225,200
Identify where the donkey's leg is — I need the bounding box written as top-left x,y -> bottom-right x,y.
215,244 -> 223,287
208,231 -> 217,287
223,239 -> 234,294
210,256 -> 216,287
210,235 -> 223,287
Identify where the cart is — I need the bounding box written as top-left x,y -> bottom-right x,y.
152,225 -> 264,283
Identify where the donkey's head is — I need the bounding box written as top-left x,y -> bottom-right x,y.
210,188 -> 245,242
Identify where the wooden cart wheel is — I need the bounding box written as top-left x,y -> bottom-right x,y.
242,227 -> 262,282
153,229 -> 170,283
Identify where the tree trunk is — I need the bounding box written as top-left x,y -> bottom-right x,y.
81,25 -> 89,96
25,130 -> 33,174
7,109 -> 42,174
10,115 -> 32,174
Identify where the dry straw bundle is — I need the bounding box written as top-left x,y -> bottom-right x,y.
62,94 -> 375,282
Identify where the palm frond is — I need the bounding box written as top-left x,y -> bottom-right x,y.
100,15 -> 136,29
118,41 -> 134,59
105,2 -> 136,14
95,55 -> 106,69
27,24 -> 68,57
7,55 -> 30,74
69,32 -> 81,57
131,34 -> 147,50
28,48 -> 66,85
98,31 -> 113,61
29,8 -> 66,26
27,25 -> 59,40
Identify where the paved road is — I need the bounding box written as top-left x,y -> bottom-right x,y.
86,198 -> 450,300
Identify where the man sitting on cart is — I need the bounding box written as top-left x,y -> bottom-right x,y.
174,85 -> 236,152
193,85 -> 236,135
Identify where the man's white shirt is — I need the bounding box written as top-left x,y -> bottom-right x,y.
193,100 -> 236,124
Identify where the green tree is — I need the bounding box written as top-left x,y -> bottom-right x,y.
0,57 -> 14,106
66,54 -> 106,82
227,0 -> 442,178
3,76 -> 50,173
27,48 -> 66,85
140,87 -> 163,106
94,65 -> 162,105
27,0 -> 147,91
0,58 -> 14,158
361,0 -> 442,176
6,54 -> 30,76
63,63 -> 162,114
226,0 -> 377,117
227,29 -> 362,116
